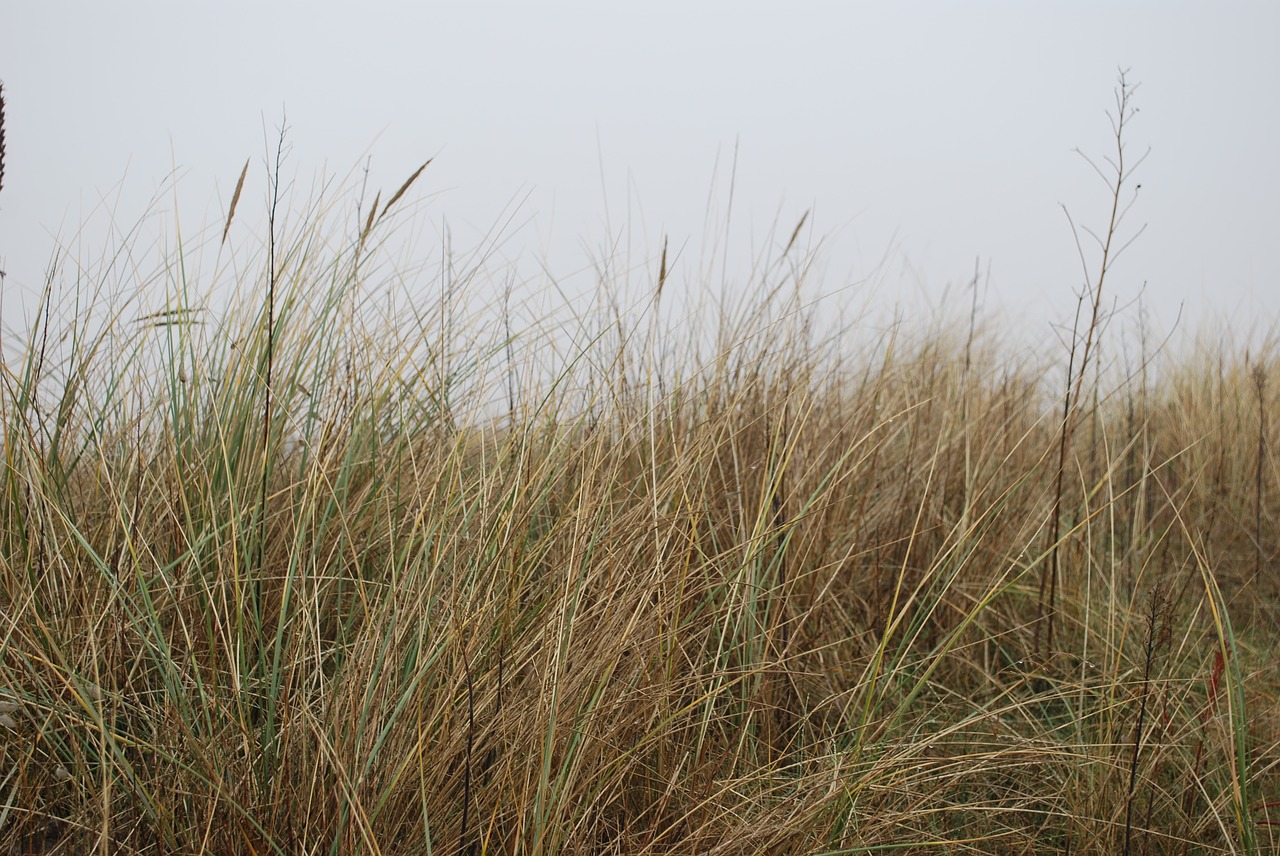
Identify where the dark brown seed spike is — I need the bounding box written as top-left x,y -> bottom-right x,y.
222,158 -> 250,245
360,190 -> 381,252
378,159 -> 432,224
783,210 -> 809,256
657,236 -> 669,300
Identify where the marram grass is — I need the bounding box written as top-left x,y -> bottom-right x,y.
0,171 -> 1277,855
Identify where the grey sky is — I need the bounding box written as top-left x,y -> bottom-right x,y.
1,2 -> 1277,343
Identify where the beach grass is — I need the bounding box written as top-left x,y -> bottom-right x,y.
1,92 -> 1278,856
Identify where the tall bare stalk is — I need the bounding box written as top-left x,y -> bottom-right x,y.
1036,70 -> 1148,656
257,121 -> 288,582
1254,364 -> 1268,587
0,80 -> 7,199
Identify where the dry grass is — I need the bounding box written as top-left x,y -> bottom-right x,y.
1,102 -> 1278,856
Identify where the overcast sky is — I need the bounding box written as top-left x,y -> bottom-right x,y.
1,2 -> 1278,346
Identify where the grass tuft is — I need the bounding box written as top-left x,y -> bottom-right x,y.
0,84 -> 1277,856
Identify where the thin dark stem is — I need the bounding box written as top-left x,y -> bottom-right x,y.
257,119 -> 288,582
460,649 -> 476,856
0,80 -> 7,198
1038,293 -> 1082,659
1254,365 -> 1267,585
1125,587 -> 1165,855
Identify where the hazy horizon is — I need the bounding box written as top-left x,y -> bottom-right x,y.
2,2 -> 1278,348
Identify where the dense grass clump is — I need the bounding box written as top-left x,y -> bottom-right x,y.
2,145 -> 1278,856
